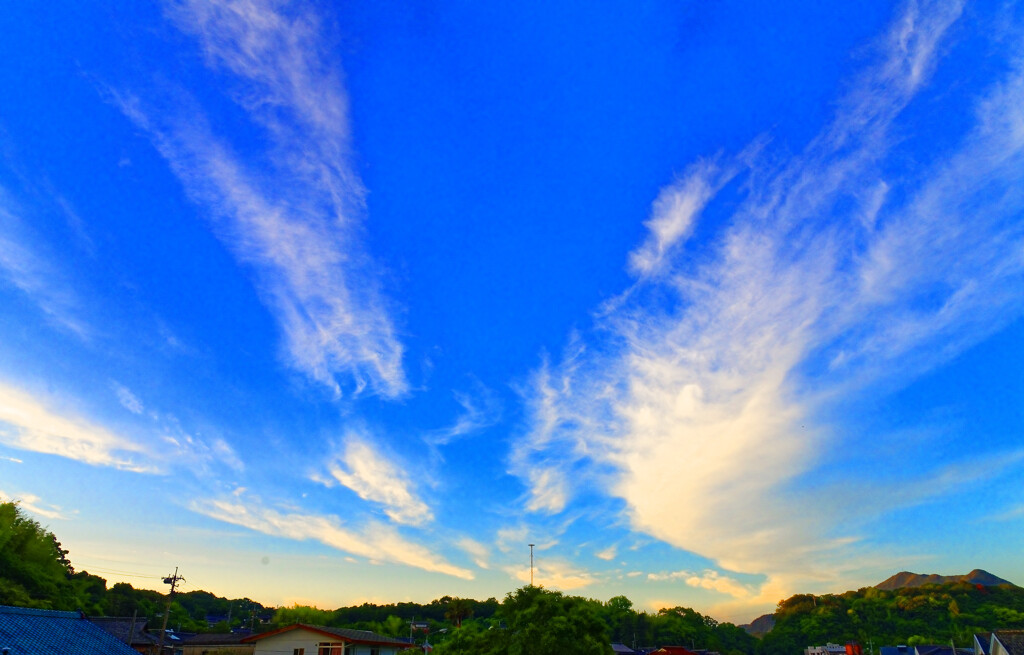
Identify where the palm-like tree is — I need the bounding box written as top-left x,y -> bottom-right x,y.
444,597 -> 474,628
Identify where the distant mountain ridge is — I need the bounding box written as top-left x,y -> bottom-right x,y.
740,613 -> 776,637
875,568 -> 1014,590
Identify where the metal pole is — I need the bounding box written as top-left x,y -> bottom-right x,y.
529,544 -> 535,586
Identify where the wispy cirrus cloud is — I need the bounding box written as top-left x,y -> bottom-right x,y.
513,0 -> 1024,612
425,383 -> 502,447
112,382 -> 144,415
191,492 -> 473,579
322,433 -> 432,526
116,0 -> 406,398
0,189 -> 89,337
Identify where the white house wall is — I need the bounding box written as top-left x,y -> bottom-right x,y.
251,628 -> 401,655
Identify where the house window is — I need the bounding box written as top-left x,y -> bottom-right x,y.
294,650 -> 305,655
370,648 -> 380,655
318,643 -> 344,655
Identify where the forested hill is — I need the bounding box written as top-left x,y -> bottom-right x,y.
876,569 -> 1014,590
760,581 -> 1024,655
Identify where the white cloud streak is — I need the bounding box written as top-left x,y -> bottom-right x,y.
457,537 -> 490,569
191,493 -> 473,579
325,433 -> 432,526
117,0 -> 406,397
0,381 -> 245,476
0,490 -> 68,520
0,383 -> 156,473
514,0 -> 1024,612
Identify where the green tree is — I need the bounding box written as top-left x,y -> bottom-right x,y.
435,586 -> 613,655
0,501 -> 76,609
272,603 -> 334,626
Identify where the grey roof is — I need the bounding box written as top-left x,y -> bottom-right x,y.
90,616 -> 160,645
0,605 -> 140,655
184,632 -> 251,645
612,644 -> 637,653
994,631 -> 1024,655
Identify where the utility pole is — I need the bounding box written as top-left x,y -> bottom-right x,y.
127,609 -> 137,648
529,544 -> 535,586
157,567 -> 185,655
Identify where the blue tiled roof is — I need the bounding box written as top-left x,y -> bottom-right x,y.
0,605 -> 140,655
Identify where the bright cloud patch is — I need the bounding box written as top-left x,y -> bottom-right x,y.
648,570 -> 751,599
506,558 -> 596,591
514,0 -> 1024,608
192,494 -> 473,580
327,434 -> 432,526
0,383 -> 156,473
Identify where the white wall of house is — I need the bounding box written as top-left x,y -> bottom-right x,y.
251,628 -> 402,655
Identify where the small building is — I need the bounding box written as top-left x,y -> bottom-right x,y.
242,624 -> 409,655
611,644 -> 636,654
0,605 -> 140,655
807,644 -> 850,655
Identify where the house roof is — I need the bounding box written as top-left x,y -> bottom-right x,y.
242,624 -> 410,647
184,632 -> 251,645
612,644 -> 636,653
994,631 -> 1024,655
89,616 -> 160,645
0,605 -> 140,655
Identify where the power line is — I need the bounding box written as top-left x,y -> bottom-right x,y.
77,565 -> 163,579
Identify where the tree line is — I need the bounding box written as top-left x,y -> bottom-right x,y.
4,500 -> 1024,655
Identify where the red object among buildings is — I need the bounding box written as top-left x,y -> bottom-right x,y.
652,648 -> 699,655
846,644 -> 863,655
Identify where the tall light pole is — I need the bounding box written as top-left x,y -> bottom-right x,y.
529,544 -> 535,586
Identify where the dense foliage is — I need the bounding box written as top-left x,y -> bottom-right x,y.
762,584 -> 1024,655
0,501 -> 107,613
427,588 -> 757,654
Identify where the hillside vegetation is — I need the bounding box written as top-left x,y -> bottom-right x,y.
762,582 -> 1024,655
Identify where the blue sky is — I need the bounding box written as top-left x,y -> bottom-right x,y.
1,0 -> 1023,622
